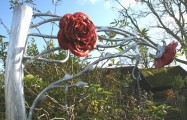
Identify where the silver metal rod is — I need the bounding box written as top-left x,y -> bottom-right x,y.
4,5 -> 33,120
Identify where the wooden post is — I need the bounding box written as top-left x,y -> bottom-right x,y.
4,5 -> 32,120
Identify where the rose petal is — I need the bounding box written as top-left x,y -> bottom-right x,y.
57,12 -> 97,57
68,44 -> 90,57
73,12 -> 89,20
59,14 -> 72,29
57,30 -> 70,50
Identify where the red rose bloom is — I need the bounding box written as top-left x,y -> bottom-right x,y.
57,12 -> 98,57
154,41 -> 178,68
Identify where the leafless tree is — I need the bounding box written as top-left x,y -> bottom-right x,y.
114,0 -> 187,65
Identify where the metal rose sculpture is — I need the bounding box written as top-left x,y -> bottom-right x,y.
154,41 -> 178,68
58,12 -> 98,57
5,5 -> 179,120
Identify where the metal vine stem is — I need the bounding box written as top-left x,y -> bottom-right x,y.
5,5 -> 165,120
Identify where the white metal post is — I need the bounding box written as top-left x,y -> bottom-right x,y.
4,5 -> 32,120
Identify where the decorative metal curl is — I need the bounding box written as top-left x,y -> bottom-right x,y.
24,47 -> 69,66
153,41 -> 166,59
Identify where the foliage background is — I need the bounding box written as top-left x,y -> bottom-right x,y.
1,0 -> 187,119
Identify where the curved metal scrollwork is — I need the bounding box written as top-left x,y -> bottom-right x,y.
25,10 -> 163,119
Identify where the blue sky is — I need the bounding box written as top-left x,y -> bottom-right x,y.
0,0 -> 120,38
0,0 -> 136,40
0,0 -> 121,70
